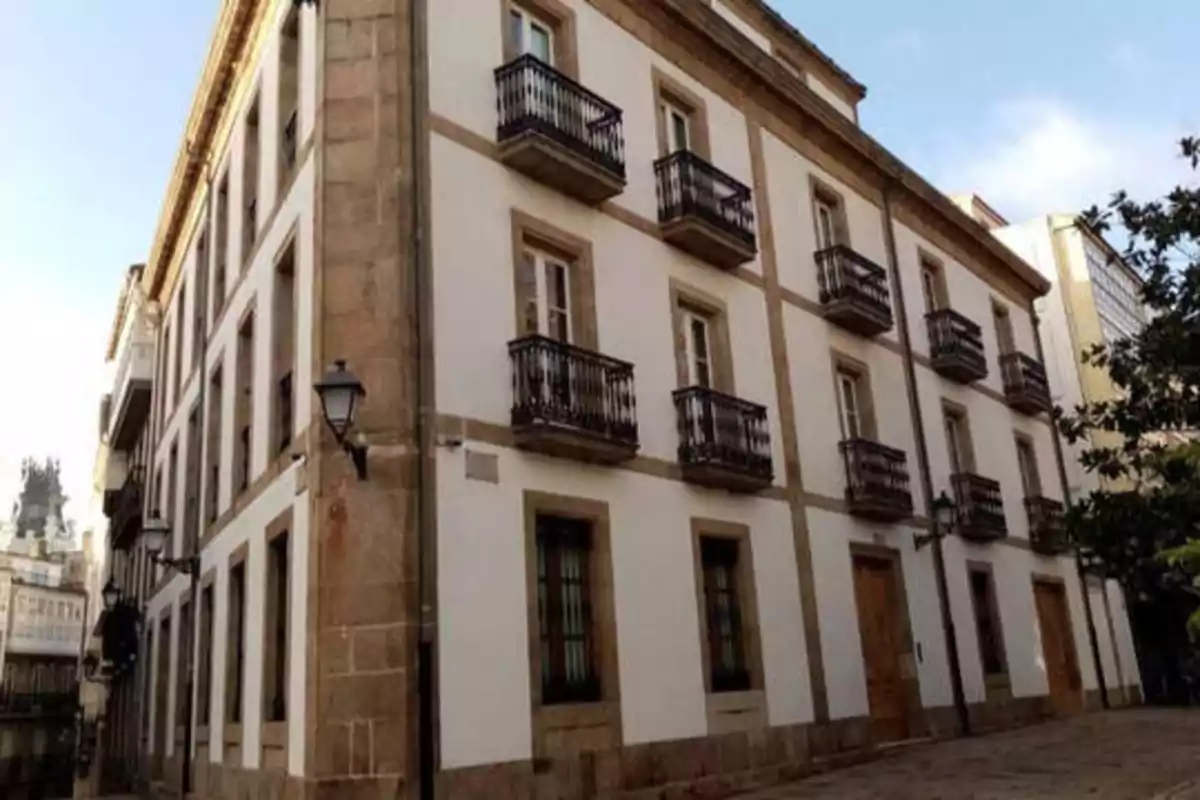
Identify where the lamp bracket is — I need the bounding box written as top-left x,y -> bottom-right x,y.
344,441 -> 369,480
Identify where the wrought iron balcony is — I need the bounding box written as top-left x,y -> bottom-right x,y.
1026,497 -> 1069,556
1001,352 -> 1051,415
952,472 -> 1007,543
674,386 -> 772,492
655,150 -> 756,269
510,335 -> 638,464
816,246 -> 894,336
927,309 -> 987,383
839,439 -> 913,521
109,466 -> 145,550
495,54 -> 626,204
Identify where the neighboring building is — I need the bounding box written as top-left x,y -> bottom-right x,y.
96,1 -> 1141,797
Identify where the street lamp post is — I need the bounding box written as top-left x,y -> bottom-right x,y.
139,514 -> 200,798
914,491 -> 972,737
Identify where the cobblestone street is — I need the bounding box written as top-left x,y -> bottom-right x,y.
738,709 -> 1200,800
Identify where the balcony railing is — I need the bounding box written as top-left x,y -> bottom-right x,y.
495,54 -> 626,203
952,472 -> 1007,542
1001,352 -> 1051,415
110,466 -> 145,550
816,246 -> 894,336
839,439 -> 913,521
927,309 -> 988,383
510,335 -> 638,463
1026,497 -> 1069,556
655,150 -> 756,269
674,386 -> 772,492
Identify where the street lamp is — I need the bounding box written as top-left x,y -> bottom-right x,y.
314,359 -> 369,480
915,491 -> 956,550
141,515 -> 197,575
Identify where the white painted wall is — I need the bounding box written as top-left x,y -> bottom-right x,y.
140,0 -> 318,778
436,446 -> 808,769
806,76 -> 856,121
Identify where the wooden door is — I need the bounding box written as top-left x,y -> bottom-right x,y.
1034,581 -> 1083,715
852,555 -> 909,743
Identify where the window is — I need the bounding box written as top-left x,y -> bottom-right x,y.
509,4 -> 554,63
242,93 -> 261,266
968,568 -> 1006,678
185,404 -> 201,554
943,405 -> 973,475
700,537 -> 750,692
652,69 -> 709,159
167,439 -> 179,557
521,247 -> 572,343
235,312 -> 255,494
536,514 -> 598,705
193,229 -> 208,369
661,99 -> 691,154
158,326 -> 172,435
272,243 -> 297,455
173,282 -> 186,405
205,362 -> 223,525
278,7 -> 300,190
154,615 -> 171,768
226,561 -> 246,724
920,259 -> 944,314
142,627 -> 155,739
1015,436 -> 1042,498
836,368 -> 864,440
992,302 -> 1015,356
264,530 -> 290,722
197,584 -> 213,726
683,309 -> 712,388
175,599 -> 191,733
213,174 -> 229,320
814,195 -> 839,252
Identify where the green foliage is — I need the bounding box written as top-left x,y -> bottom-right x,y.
1060,137 -> 1200,604
1160,539 -> 1200,638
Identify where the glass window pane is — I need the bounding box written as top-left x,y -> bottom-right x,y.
509,10 -> 524,54
530,22 -> 552,62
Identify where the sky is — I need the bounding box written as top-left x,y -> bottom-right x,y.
0,2 -> 1196,531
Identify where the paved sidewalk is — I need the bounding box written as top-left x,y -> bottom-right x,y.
738,709 -> 1200,800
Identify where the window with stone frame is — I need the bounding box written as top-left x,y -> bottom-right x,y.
968,567 -> 1007,678
277,6 -> 300,192
213,173 -> 229,321
536,514 -> 599,705
226,561 -> 246,724
234,311 -> 255,495
173,281 -> 186,407
264,529 -> 290,722
272,242 -> 297,456
197,582 -> 214,727
205,360 -> 223,524
242,92 -> 261,267
1015,435 -> 1042,498
699,536 -> 751,692
175,599 -> 191,738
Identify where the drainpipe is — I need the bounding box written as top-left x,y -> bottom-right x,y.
403,0 -> 437,796
880,183 -> 971,737
1031,310 -> 1109,710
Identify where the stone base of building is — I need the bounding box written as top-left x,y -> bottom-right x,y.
134,689 -> 1144,800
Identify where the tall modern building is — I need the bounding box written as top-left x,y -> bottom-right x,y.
94,1 -> 1140,797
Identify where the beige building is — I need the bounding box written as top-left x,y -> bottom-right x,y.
94,1 -> 1141,797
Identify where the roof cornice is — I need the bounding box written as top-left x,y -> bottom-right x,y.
141,0 -> 259,302
666,0 -> 1050,296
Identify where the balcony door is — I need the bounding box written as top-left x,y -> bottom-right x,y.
1015,437 -> 1041,498
524,247 -> 576,412
661,99 -> 691,156
683,308 -> 720,447
836,369 -> 864,441
943,409 -> 971,475
510,5 -> 554,64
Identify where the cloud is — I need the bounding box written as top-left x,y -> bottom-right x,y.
933,97 -> 1187,223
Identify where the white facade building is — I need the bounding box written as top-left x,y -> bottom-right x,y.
97,2 -> 1142,797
